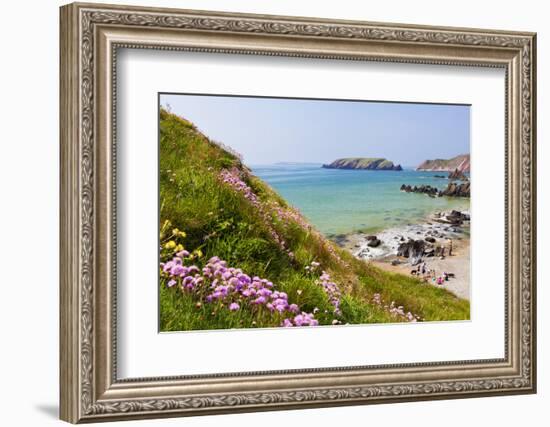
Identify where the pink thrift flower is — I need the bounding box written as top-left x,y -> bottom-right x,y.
282,319 -> 293,327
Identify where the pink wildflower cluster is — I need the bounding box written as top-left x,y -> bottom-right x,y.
304,261 -> 342,316
304,261 -> 320,273
161,253 -> 318,327
268,199 -> 349,268
319,270 -> 342,315
219,169 -> 294,258
219,169 -> 350,268
282,312 -> 318,327
267,200 -> 312,231
219,169 -> 260,206
372,293 -> 420,322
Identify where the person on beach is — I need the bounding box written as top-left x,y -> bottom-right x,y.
448,238 -> 453,256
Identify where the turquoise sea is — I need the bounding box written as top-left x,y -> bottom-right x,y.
252,163 -> 470,236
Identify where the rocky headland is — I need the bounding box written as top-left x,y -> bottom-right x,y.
323,157 -> 403,171
416,154 -> 470,173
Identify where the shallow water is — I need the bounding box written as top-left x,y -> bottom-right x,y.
252,163 -> 470,235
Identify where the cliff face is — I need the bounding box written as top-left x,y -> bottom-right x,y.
322,157 -> 402,171
416,154 -> 470,172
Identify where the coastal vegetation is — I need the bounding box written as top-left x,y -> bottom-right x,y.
159,109 -> 469,331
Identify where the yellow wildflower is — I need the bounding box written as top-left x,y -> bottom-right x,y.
172,228 -> 186,238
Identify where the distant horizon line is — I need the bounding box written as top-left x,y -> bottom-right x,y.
248,162 -> 423,169
248,157 -> 470,168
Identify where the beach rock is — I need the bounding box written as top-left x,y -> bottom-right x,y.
366,235 -> 377,241
448,168 -> 468,181
397,239 -> 426,265
367,238 -> 381,248
391,259 -> 401,266
357,248 -> 370,257
433,210 -> 470,226
425,236 -> 436,243
446,210 -> 470,225
440,181 -> 470,197
457,211 -> 470,221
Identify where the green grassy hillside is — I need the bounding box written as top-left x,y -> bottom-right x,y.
159,109 -> 469,331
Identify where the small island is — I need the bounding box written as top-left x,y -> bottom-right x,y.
322,157 -> 403,171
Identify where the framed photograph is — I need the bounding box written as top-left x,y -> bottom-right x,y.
60,2 -> 537,423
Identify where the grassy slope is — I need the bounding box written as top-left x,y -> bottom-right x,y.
159,109 -> 469,331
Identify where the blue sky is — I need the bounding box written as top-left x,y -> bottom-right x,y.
160,94 -> 470,167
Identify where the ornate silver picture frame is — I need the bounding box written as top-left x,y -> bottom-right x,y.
60,2 -> 536,423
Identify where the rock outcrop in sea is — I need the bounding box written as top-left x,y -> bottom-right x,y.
439,181 -> 470,197
400,184 -> 439,197
448,168 -> 469,181
400,181 -> 470,198
323,157 -> 403,171
416,154 -> 470,172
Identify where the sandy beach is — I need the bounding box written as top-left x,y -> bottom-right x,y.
336,210 -> 471,300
